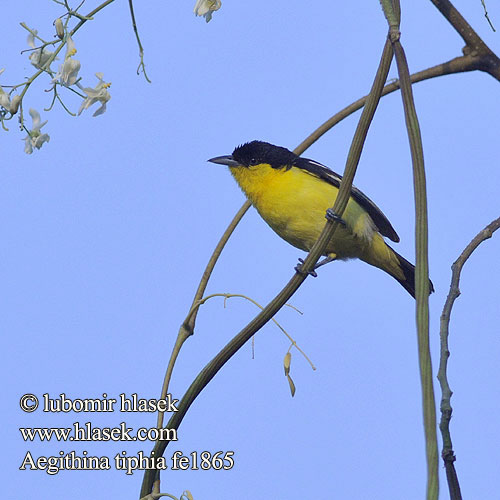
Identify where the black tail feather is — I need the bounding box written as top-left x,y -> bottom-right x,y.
388,246 -> 434,299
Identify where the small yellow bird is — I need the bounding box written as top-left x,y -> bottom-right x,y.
209,140 -> 433,298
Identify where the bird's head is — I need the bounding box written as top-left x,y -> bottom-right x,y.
208,140 -> 297,169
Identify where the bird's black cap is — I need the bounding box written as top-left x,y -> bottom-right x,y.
231,141 -> 297,168
208,141 -> 297,169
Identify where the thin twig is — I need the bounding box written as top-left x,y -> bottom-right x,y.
157,288 -> 314,431
192,293 -> 316,370
480,0 -> 496,32
19,23 -> 48,45
438,216 -> 500,500
128,0 -> 152,82
55,91 -> 77,115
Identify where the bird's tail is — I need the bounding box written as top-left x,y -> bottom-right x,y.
362,234 -> 434,298
386,245 -> 434,299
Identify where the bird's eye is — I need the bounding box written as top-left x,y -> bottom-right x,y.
250,158 -> 257,165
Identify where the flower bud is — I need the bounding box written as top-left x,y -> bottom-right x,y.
0,93 -> 9,109
9,95 -> 21,114
283,352 -> 291,376
55,18 -> 64,39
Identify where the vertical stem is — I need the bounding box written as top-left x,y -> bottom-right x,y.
380,1 -> 439,498
393,34 -> 439,500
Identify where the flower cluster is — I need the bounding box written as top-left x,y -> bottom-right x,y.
4,25 -> 113,154
2,0 -> 219,156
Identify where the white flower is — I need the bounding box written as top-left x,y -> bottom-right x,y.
23,108 -> 50,154
0,68 -> 11,110
53,36 -> 81,86
27,31 -> 55,70
77,73 -> 111,117
193,0 -> 221,22
0,69 -> 21,114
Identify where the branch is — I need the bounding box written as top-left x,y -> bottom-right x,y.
69,0 -> 115,36
295,53 -> 481,155
429,0 -> 500,80
438,216 -> 500,500
140,34 -> 395,499
156,200 -> 250,428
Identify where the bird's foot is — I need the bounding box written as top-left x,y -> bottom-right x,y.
325,208 -> 346,226
314,255 -> 335,270
295,258 -> 318,278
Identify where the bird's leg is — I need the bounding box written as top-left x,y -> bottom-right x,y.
295,258 -> 318,278
325,208 -> 347,226
295,253 -> 337,277
313,254 -> 336,270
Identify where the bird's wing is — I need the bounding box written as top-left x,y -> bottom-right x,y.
294,157 -> 400,243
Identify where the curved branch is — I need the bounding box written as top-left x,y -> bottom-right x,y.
438,216 -> 500,500
295,53 -> 482,155
182,202 -> 251,337
156,200 -> 250,428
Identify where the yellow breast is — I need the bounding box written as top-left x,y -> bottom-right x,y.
229,163 -> 375,258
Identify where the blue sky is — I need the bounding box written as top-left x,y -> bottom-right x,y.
3,1 -> 500,499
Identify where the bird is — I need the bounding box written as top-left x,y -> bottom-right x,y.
208,140 -> 433,298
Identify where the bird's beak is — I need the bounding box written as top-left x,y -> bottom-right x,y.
208,155 -> 240,167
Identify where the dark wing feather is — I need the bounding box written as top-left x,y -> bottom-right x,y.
294,157 -> 400,243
